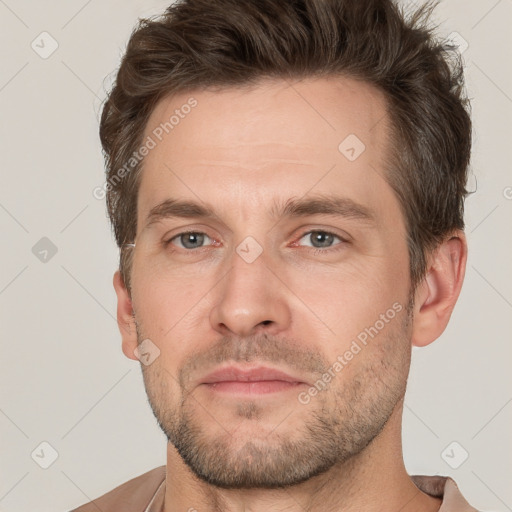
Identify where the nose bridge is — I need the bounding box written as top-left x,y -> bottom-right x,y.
209,237 -> 291,337
228,238 -> 269,296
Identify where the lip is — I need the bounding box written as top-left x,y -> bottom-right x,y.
201,365 -> 304,384
199,365 -> 307,395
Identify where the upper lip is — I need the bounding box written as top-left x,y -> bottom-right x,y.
200,365 -> 305,384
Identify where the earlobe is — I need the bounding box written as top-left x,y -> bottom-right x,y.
113,270 -> 139,360
411,232 -> 467,348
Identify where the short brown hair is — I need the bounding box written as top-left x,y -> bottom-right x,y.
100,0 -> 471,294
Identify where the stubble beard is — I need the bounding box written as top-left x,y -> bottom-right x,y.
137,306 -> 412,489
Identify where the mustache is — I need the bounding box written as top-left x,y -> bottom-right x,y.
177,333 -> 330,390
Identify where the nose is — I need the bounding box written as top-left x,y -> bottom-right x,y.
209,244 -> 292,338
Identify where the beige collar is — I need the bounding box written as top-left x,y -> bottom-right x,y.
145,472 -> 478,512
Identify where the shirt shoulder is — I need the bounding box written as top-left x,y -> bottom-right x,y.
412,474 -> 480,512
70,465 -> 166,512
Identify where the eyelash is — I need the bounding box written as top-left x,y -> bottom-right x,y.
293,230 -> 349,254
163,229 -> 349,254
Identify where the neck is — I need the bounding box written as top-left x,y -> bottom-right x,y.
163,399 -> 441,512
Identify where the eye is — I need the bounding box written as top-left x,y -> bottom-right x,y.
297,230 -> 344,249
168,231 -> 213,249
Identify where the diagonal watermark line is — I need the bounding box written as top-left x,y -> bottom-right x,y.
471,471 -> 512,511
473,62 -> 512,104
61,61 -> 102,101
396,489 -> 422,511
265,163 -> 337,237
264,264 -> 336,336
283,483 -> 309,512
162,163 -> 224,227
471,0 -> 502,29
404,403 -> 439,438
163,267 -> 233,337
161,368 -> 232,436
161,335 -> 292,441
0,472 -> 29,503
61,369 -> 132,439
472,396 -> 512,439
0,0 -> 29,28
367,160 -> 412,254
366,162 -> 410,254
0,202 -> 29,233
292,469 -> 338,511
285,79 -> 336,131
156,163 -> 227,235
470,204 -> 499,233
61,471 -> 105,512
369,113 -> 387,132
264,407 -> 294,438
472,265 -> 512,308
61,0 -> 94,29
0,62 -> 29,93
164,163 -> 212,205
367,162 -> 388,182
0,408 -> 29,438
0,265 -> 28,296
60,265 -> 122,327
60,204 -> 89,233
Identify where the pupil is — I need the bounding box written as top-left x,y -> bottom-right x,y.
312,232 -> 333,247
182,233 -> 203,248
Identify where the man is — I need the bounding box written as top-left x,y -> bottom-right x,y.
74,0 -> 479,510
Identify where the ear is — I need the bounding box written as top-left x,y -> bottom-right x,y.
113,270 -> 139,360
411,231 -> 467,347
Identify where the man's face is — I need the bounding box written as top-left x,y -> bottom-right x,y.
129,77 -> 413,488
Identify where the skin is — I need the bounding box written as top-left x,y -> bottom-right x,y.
113,77 -> 467,512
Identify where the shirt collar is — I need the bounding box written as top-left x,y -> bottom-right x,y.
145,474 -> 478,511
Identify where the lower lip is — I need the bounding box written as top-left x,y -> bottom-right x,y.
204,380 -> 303,395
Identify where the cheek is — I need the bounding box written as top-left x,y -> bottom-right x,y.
131,267 -> 218,376
141,359 -> 183,415
285,255 -> 408,343
132,261 -> 213,328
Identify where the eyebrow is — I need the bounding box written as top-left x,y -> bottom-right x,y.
272,194 -> 375,223
144,199 -> 218,229
143,194 -> 375,229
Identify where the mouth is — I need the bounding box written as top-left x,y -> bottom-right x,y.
200,365 -> 307,395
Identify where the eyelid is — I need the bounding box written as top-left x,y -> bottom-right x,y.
171,231 -> 211,247
298,230 -> 341,244
291,227 -> 352,246
162,226 -> 351,251
162,224 -> 221,243
165,229 -> 220,249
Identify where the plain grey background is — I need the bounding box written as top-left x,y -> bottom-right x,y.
0,1 -> 511,511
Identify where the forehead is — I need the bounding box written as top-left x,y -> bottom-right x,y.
137,76 -> 397,226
